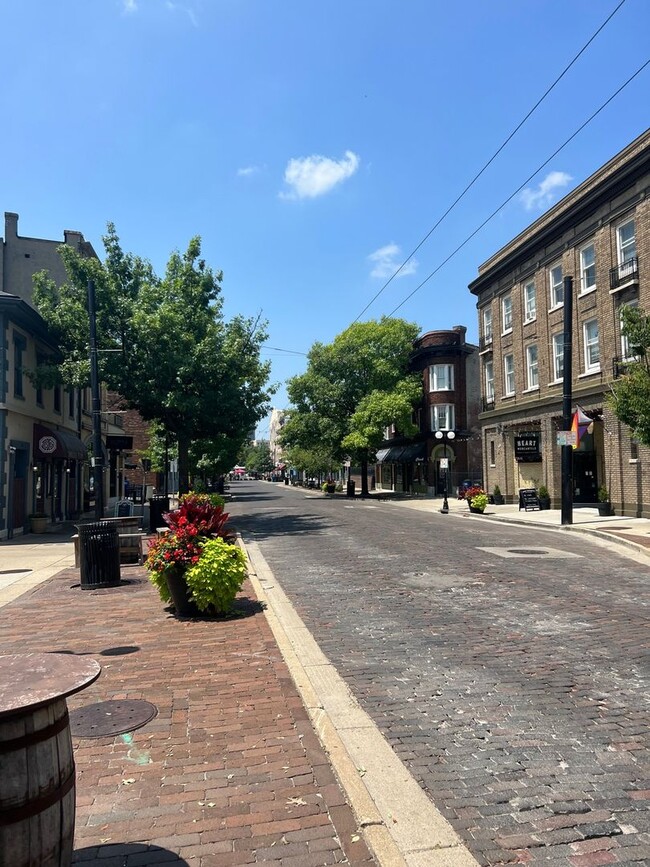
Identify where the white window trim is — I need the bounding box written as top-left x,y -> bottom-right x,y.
430,404 -> 455,431
483,308 -> 493,343
549,263 -> 564,310
526,344 -> 539,391
522,385 -> 540,394
583,319 -> 600,373
552,333 -> 564,382
579,242 -> 596,295
523,281 -> 536,323
430,364 -> 454,392
617,217 -> 636,265
501,295 -> 513,335
621,300 -> 639,361
503,354 -> 515,396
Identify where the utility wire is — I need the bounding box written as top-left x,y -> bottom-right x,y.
387,58 -> 650,316
261,345 -> 308,356
352,0 -> 629,323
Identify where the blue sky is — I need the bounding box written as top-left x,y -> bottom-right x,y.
2,1 -> 648,437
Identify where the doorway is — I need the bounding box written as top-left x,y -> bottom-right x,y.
573,451 -> 598,503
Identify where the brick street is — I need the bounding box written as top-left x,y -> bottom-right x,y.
229,483 -> 650,867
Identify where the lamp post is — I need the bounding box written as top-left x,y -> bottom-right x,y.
434,429 -> 456,514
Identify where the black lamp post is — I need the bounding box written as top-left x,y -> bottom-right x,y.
434,429 -> 456,514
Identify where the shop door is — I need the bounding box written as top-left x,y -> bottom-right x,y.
573,452 -> 598,503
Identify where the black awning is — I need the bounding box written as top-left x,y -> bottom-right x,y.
385,446 -> 407,462
375,448 -> 391,463
399,442 -> 426,462
34,423 -> 87,461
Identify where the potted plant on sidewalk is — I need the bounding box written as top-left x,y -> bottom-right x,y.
597,485 -> 613,516
28,513 -> 48,533
538,485 -> 551,510
492,484 -> 504,505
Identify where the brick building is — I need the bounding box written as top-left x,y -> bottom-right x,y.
469,129 -> 649,515
376,326 -> 482,494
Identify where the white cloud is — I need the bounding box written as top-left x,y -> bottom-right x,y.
520,171 -> 573,211
368,243 -> 418,280
237,165 -> 260,177
122,0 -> 137,12
280,150 -> 360,200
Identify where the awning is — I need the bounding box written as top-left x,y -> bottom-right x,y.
399,442 -> 426,462
33,423 -> 87,461
377,443 -> 426,463
375,448 -> 391,463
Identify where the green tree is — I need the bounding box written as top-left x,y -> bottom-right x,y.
243,441 -> 274,474
33,225 -> 274,493
608,305 -> 650,444
281,317 -> 421,496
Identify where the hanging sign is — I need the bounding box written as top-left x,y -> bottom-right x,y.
556,431 -> 578,447
514,432 -> 541,462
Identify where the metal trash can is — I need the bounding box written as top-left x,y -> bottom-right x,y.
77,522 -> 121,589
149,495 -> 171,533
346,480 -> 356,497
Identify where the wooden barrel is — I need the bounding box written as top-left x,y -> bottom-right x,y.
0,697 -> 75,867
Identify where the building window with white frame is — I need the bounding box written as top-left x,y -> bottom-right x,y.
526,344 -> 539,389
549,263 -> 563,308
621,300 -> 639,360
523,280 -> 536,322
579,243 -> 596,293
502,294 -> 513,333
552,333 -> 564,381
431,403 -> 455,431
429,363 -> 454,392
583,319 -> 600,372
485,360 -> 494,403
483,307 -> 493,344
617,218 -> 636,265
504,353 -> 515,396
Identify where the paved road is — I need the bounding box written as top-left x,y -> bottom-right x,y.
228,482 -> 650,867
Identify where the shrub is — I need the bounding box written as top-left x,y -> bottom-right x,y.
145,527 -> 203,603
538,484 -> 549,499
164,492 -> 229,537
493,484 -> 501,496
598,485 -> 609,503
321,481 -> 329,492
185,538 -> 248,614
470,493 -> 489,511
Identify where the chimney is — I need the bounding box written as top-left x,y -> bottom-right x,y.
4,212 -> 19,239
453,325 -> 466,344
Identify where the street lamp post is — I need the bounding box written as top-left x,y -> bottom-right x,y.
434,430 -> 456,514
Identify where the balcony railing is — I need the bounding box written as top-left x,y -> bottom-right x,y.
479,335 -> 493,352
482,395 -> 495,412
610,257 -> 639,291
612,356 -> 639,378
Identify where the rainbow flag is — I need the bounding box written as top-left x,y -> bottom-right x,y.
571,409 -> 593,449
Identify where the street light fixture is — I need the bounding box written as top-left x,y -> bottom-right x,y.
434,429 -> 456,514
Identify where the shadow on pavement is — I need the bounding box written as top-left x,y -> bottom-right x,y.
73,843 -> 190,864
235,512 -> 329,541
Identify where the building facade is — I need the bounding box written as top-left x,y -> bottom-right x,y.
376,326 -> 482,495
469,129 -> 649,515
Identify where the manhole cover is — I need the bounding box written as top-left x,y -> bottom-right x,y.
70,700 -> 157,738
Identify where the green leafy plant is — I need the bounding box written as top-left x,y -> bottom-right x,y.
184,538 -> 248,614
492,484 -> 501,496
538,484 -> 549,499
598,485 -> 609,503
145,526 -> 203,603
470,493 -> 488,512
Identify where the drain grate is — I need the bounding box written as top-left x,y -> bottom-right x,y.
70,699 -> 157,738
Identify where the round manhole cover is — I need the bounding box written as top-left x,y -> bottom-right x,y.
70,700 -> 157,738
507,548 -> 549,555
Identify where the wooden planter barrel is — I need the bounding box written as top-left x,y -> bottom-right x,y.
0,654 -> 101,867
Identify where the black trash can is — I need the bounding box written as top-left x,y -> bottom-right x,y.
284,478 -> 289,485
77,522 -> 121,589
346,480 -> 356,498
149,495 -> 171,533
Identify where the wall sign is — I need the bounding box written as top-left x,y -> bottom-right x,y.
514,432 -> 541,462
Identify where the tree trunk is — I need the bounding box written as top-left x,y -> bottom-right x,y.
178,434 -> 190,495
360,456 -> 369,497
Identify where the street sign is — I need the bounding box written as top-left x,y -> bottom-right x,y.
556,431 -> 577,447
439,457 -> 449,470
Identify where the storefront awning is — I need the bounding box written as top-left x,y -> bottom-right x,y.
34,423 -> 87,461
399,442 -> 426,462
375,448 -> 391,463
376,442 -> 426,463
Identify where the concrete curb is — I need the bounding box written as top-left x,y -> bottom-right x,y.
241,537 -> 480,867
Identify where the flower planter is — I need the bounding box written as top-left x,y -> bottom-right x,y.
597,502 -> 613,517
29,515 -> 48,533
468,505 -> 485,514
164,567 -> 200,617
325,484 -> 336,494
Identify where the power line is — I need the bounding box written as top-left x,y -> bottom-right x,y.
352,0 -> 629,324
261,345 -> 308,356
387,58 -> 650,317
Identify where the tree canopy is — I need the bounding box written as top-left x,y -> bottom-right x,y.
33,224 -> 275,492
608,305 -> 650,445
280,317 -> 421,495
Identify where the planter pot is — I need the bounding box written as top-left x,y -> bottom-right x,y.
538,497 -> 551,510
597,502 -> 613,517
325,484 -> 336,494
164,568 -> 200,617
468,505 -> 485,514
493,495 -> 505,505
29,515 -> 48,533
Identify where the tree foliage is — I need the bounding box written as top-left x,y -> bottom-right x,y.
608,305 -> 650,445
32,224 -> 275,492
280,317 -> 421,495
242,441 -> 274,474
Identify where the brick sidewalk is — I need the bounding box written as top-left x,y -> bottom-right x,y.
0,566 -> 375,866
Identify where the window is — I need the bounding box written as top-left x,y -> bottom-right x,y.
484,360 -> 494,402
13,333 -> 26,399
617,218 -> 636,265
504,353 -> 515,396
549,264 -> 563,307
631,439 -> 639,461
502,294 -> 513,333
552,333 -> 564,381
429,364 -> 454,391
526,344 -> 539,389
580,243 -> 596,293
53,385 -> 61,413
68,388 -> 76,419
621,300 -> 639,360
431,404 -> 455,431
490,440 -> 496,466
523,280 -> 536,322
583,319 -> 600,372
483,307 -> 493,344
